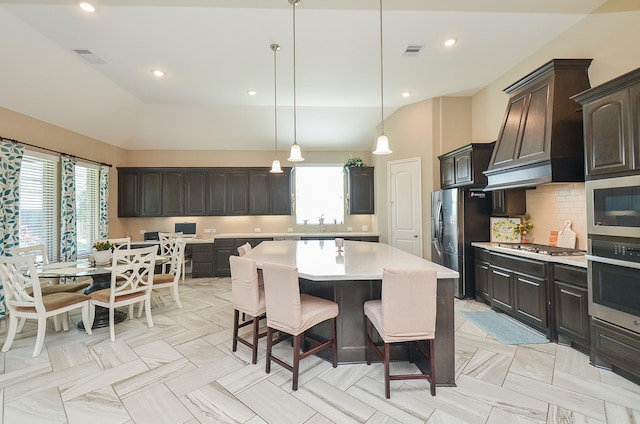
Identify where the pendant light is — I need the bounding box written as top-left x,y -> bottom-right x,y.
287,0 -> 304,162
270,43 -> 283,173
373,0 -> 392,155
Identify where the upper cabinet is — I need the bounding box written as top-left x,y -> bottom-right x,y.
572,67 -> 640,179
438,143 -> 494,189
117,167 -> 292,217
484,59 -> 592,191
347,166 -> 375,214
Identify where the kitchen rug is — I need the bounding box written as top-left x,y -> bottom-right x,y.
459,310 -> 548,345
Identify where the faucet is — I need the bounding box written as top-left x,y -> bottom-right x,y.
318,215 -> 325,232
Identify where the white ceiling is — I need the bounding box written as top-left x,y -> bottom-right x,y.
0,0 -> 608,152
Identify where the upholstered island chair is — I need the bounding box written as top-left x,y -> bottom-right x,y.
262,262 -> 339,391
0,255 -> 92,357
364,267 -> 438,398
229,255 -> 266,364
237,242 -> 252,256
88,246 -> 157,342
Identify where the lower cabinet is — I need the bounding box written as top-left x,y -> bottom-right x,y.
474,248 -> 491,303
553,264 -> 590,352
190,243 -> 214,278
485,252 -> 550,335
211,239 -> 236,277
591,318 -> 640,384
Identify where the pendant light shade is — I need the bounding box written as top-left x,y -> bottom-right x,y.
287,0 -> 305,162
373,0 -> 392,155
270,43 -> 283,173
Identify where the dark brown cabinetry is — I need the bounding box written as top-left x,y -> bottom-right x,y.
489,252 -> 549,334
474,248 -> 491,303
117,167 -> 292,217
438,143 -> 494,189
190,243 -> 214,278
347,167 -> 375,214
572,67 -> 640,178
491,189 -> 527,217
484,59 -> 592,190
591,318 -> 640,384
553,264 -> 590,352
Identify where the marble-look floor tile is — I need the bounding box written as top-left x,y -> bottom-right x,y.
4,387 -> 67,424
122,383 -> 193,424
510,345 -> 555,384
552,370 -> 640,410
48,342 -> 94,371
132,339 -> 183,369
461,348 -> 512,385
88,338 -> 140,370
64,385 -> 131,424
603,402 -> 640,424
364,410 -> 404,424
236,380 -> 316,424
547,405 -> 606,424
180,381 -> 256,423
172,338 -> 226,367
165,355 -> 244,398
317,362 -> 372,391
485,406 -> 544,424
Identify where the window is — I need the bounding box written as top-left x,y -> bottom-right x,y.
75,163 -> 100,257
18,152 -> 59,262
295,165 -> 344,225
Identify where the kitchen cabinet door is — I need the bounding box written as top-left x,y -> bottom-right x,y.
347,167 -> 375,214
249,169 -> 269,215
140,170 -> 162,217
228,170 -> 249,215
117,169 -> 139,217
162,170 -> 184,216
554,264 -> 589,351
474,248 -> 491,303
185,171 -> 206,216
269,168 -> 292,215
439,143 -> 494,189
490,265 -> 514,313
514,272 -> 547,329
491,189 -> 526,217
440,157 -> 455,188
206,169 -> 228,215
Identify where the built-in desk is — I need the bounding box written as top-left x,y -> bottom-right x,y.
244,240 -> 459,386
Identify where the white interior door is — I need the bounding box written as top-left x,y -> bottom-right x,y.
388,158 -> 423,256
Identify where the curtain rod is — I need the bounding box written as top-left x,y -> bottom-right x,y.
1,136 -> 112,167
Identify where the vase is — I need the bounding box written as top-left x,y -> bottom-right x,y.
93,249 -> 112,265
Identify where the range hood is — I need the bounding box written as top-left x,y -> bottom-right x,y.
483,59 -> 592,191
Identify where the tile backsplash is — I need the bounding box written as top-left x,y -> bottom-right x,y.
523,183 -> 587,250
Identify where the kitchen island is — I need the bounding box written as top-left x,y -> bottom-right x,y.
244,240 -> 459,386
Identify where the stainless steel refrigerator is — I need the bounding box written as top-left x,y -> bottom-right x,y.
431,189 -> 492,299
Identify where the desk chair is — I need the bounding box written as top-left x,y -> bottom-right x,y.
364,267 -> 438,398
0,255 -> 92,357
88,246 -> 157,342
9,244 -> 90,296
262,262 -> 339,391
159,232 -> 190,281
230,255 -> 266,364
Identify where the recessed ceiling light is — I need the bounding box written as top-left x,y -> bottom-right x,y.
443,38 -> 457,47
79,2 -> 95,13
247,90 -> 257,96
402,91 -> 411,98
153,70 -> 164,77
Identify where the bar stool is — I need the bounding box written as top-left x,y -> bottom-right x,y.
262,262 -> 339,391
229,255 -> 266,364
364,267 -> 438,398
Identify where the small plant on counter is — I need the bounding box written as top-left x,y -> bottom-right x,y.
344,156 -> 366,168
514,213 -> 534,241
93,240 -> 113,251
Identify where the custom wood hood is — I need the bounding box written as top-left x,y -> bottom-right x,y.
484,59 -> 592,191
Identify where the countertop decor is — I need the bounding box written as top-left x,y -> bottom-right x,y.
344,156 -> 366,168
490,218 -> 521,243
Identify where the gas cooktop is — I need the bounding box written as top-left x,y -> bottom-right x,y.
496,243 -> 586,256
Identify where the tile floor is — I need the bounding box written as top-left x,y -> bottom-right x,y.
1,276 -> 639,424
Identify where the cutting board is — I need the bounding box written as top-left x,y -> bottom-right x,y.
557,220 -> 576,248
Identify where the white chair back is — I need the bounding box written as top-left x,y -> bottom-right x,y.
237,242 -> 252,256
8,244 -> 49,266
106,237 -> 131,252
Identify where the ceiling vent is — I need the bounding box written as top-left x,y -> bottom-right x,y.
73,49 -> 107,64
402,45 -> 423,57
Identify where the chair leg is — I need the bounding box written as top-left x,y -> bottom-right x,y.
265,327 -> 274,374
331,317 -> 337,368
251,315 -> 260,365
17,317 -> 27,333
429,339 -> 436,396
232,309 -> 240,353
61,312 -> 70,332
384,342 -> 391,399
145,298 -> 154,328
172,283 -> 182,308
82,304 -> 93,335
365,318 -> 372,365
53,315 -> 61,332
292,333 -> 301,391
2,314 -> 19,353
109,307 -> 116,342
33,317 -> 47,357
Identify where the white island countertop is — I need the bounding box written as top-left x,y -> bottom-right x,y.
244,240 -> 459,281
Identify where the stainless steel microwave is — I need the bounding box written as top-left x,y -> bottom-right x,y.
586,175 -> 640,238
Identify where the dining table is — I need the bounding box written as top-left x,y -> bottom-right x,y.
243,239 -> 459,386
37,255 -> 169,329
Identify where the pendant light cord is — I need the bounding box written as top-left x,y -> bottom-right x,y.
379,0 -> 384,135
273,44 -> 279,155
292,0 -> 298,145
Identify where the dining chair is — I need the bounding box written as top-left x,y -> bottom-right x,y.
88,246 -> 157,342
8,244 -> 90,295
159,232 -> 190,280
0,255 -> 92,357
106,237 -> 131,251
262,262 -> 339,391
237,242 -> 252,256
149,237 -> 185,309
229,255 -> 266,364
364,267 -> 438,398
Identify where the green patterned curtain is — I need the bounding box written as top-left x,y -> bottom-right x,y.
0,140 -> 24,318
99,165 -> 109,239
60,155 -> 77,261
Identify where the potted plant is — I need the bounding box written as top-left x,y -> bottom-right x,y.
514,213 -> 534,243
92,240 -> 113,265
344,156 -> 366,169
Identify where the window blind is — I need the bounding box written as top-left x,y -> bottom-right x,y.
75,163 -> 100,257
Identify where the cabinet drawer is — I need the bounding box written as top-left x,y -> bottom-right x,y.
491,252 -> 546,277
554,264 -> 587,288
591,319 -> 640,378
475,248 -> 490,262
